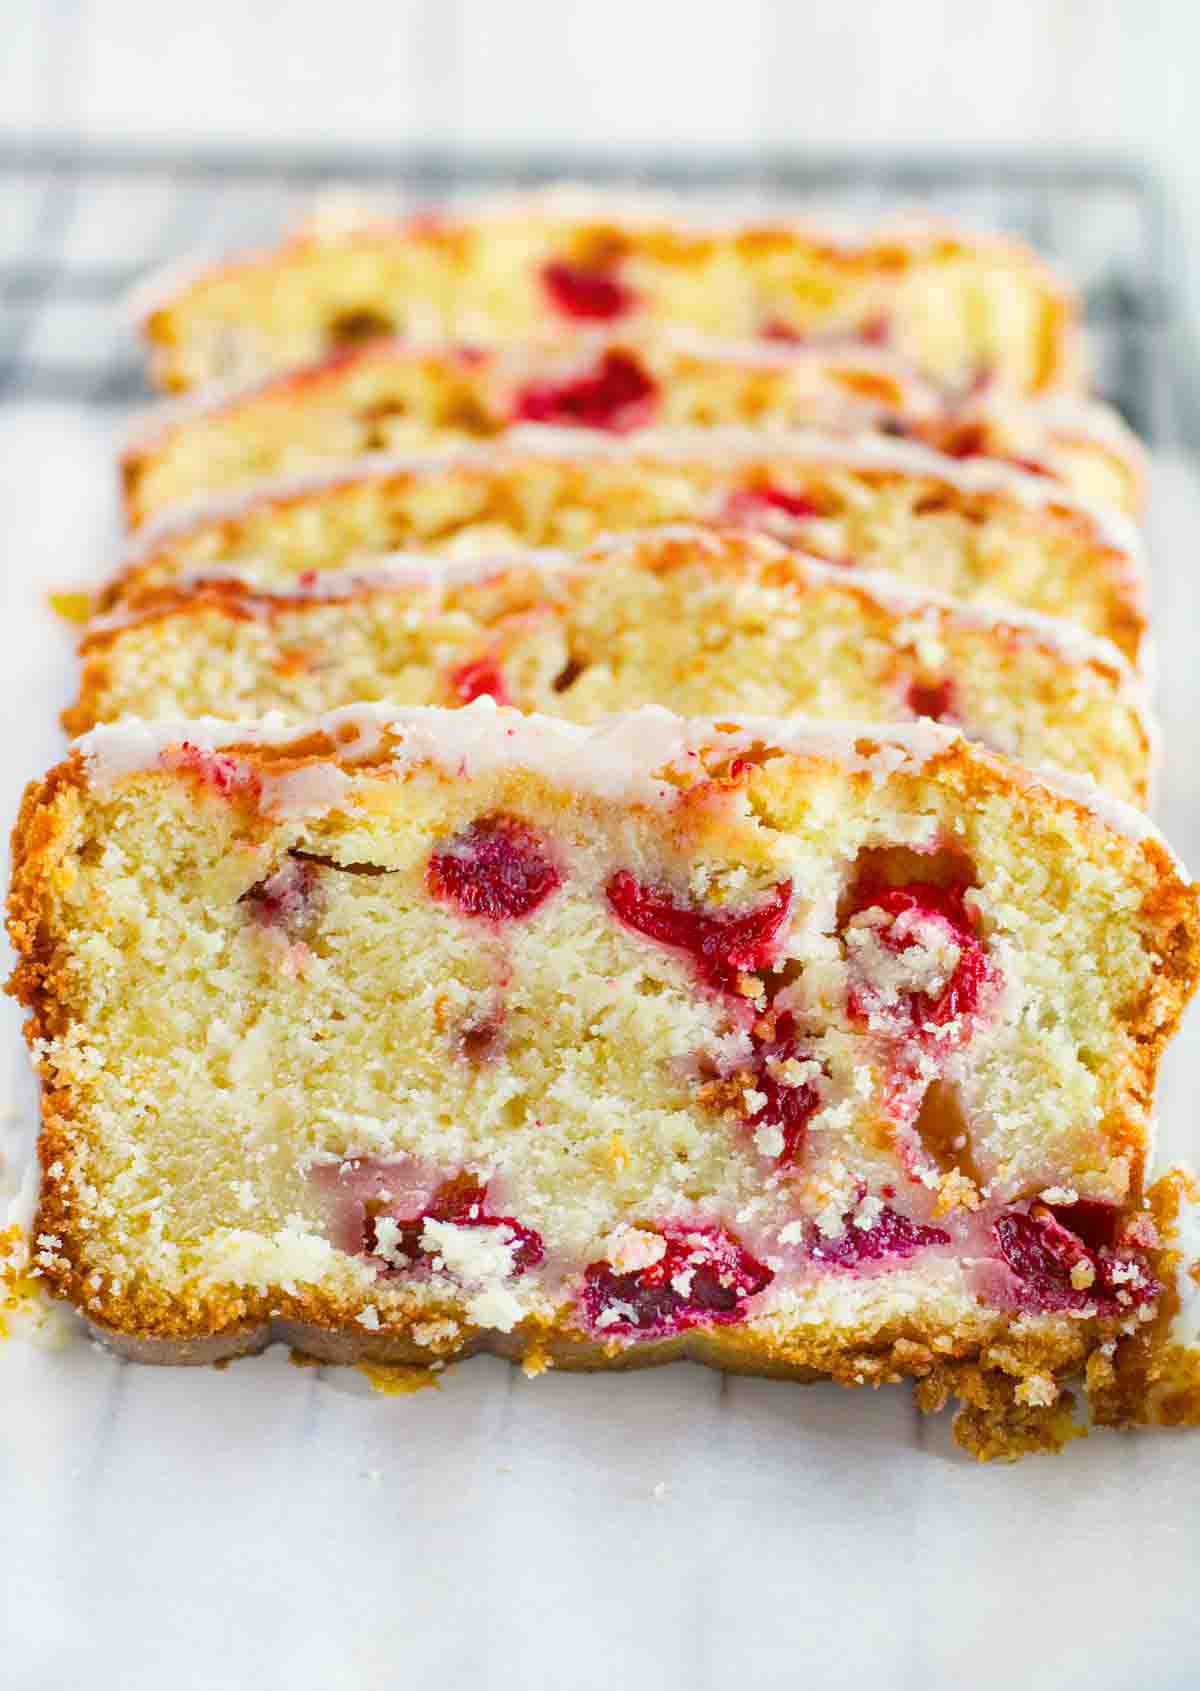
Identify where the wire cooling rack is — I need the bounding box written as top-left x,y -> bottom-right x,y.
0,137 -> 1190,440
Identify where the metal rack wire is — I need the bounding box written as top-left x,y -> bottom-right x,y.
0,137 -> 1188,443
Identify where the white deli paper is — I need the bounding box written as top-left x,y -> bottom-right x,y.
2,406 -> 1198,1691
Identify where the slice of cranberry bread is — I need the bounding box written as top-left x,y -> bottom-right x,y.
10,705 -> 1198,1457
120,333 -> 1140,529
135,188 -> 1081,394
70,527 -> 1153,806
105,430 -> 1148,664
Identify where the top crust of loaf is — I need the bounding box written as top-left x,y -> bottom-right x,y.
57,700 -> 1179,868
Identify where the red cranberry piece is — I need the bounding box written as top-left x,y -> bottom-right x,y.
365,1176 -> 544,1276
761,318 -> 804,344
541,259 -> 636,321
809,1201 -> 950,1269
606,871 -> 791,996
722,485 -> 819,525
1044,1198 -> 1121,1253
843,878 -> 992,1042
239,855 -> 320,935
859,313 -> 891,346
905,677 -> 958,722
935,420 -> 991,460
448,654 -> 511,706
428,815 -> 562,923
581,1223 -> 772,1338
513,349 -> 658,433
743,1010 -> 822,1167
994,1206 -> 1158,1315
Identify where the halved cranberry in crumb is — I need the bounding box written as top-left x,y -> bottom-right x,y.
607,871 -> 792,996
842,878 -> 992,1043
448,653 -> 511,706
994,1205 -> 1158,1315
809,1200 -> 950,1269
428,815 -> 562,922
365,1175 -> 544,1276
760,318 -> 804,344
512,349 -> 658,432
905,677 -> 958,722
239,856 -> 320,935
1043,1198 -> 1121,1253
541,259 -> 636,321
722,485 -> 819,525
581,1223 -> 772,1338
742,1010 -> 822,1167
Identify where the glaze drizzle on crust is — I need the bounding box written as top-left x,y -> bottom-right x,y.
100,429 -> 1149,666
117,330 -> 1143,530
8,706 -> 1199,1457
67,527 -> 1154,806
132,186 -> 1083,395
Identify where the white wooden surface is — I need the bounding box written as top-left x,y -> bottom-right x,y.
1,406 -> 1199,1691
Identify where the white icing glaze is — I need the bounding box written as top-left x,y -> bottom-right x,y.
121,426 -> 1147,604
74,700 -> 1178,861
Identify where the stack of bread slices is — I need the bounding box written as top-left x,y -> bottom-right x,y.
10,187 -> 1200,1459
